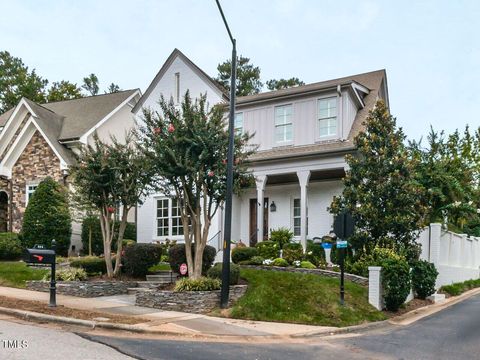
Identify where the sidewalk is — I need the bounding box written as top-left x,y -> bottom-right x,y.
0,286 -> 335,337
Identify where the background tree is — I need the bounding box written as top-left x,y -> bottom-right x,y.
331,100 -> 426,259
0,51 -> 48,112
137,92 -> 256,279
82,73 -> 99,96
47,80 -> 83,102
216,56 -> 263,96
266,77 -> 305,91
70,133 -> 151,277
20,177 -> 72,256
106,83 -> 121,94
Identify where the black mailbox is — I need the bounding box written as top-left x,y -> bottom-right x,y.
24,248 -> 56,265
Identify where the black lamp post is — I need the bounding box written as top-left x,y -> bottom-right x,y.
215,0 -> 237,308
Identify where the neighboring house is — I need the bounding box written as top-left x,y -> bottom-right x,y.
135,49 -> 389,252
0,90 -> 141,251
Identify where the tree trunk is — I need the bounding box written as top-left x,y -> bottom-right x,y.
113,207 -> 129,276
100,211 -> 114,278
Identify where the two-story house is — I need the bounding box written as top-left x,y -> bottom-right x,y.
135,49 -> 389,251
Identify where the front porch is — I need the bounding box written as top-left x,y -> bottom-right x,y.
232,167 -> 345,249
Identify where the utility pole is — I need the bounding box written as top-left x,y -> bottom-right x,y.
215,0 -> 237,308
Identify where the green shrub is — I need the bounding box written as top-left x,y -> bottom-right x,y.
272,258 -> 289,267
81,216 -> 137,255
0,233 -> 23,260
305,240 -> 325,266
300,261 -> 316,269
282,242 -> 304,264
440,283 -> 464,296
382,258 -> 411,312
411,260 -> 438,299
347,247 -> 405,277
70,256 -> 115,274
20,177 -> 71,256
123,243 -> 162,277
206,263 -> 240,285
174,277 -> 221,292
248,256 -> 265,265
232,246 -> 258,264
269,227 -> 293,249
168,244 -> 216,275
255,241 -> 279,259
44,267 -> 88,281
122,239 -> 136,248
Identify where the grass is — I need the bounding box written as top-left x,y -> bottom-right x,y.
0,261 -> 48,288
229,268 -> 386,327
439,279 -> 480,296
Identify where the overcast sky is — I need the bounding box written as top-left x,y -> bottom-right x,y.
1,0 -> 478,141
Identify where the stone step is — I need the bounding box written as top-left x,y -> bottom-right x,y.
146,274 -> 178,283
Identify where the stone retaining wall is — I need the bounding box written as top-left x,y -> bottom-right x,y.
26,281 -> 138,298
135,285 -> 247,314
240,265 -> 368,286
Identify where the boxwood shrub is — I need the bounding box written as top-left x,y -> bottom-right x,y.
382,258 -> 411,311
123,243 -> 162,277
305,240 -> 326,266
174,277 -> 221,292
255,241 -> 280,259
0,233 -> 23,260
282,242 -> 304,264
232,246 -> 258,264
207,262 -> 240,285
168,244 -> 216,275
411,260 -> 438,299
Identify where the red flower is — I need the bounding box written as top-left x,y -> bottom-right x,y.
107,206 -> 116,213
153,127 -> 161,135
168,123 -> 175,133
207,170 -> 214,177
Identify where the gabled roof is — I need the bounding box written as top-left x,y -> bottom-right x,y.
132,48 -> 228,113
247,69 -> 388,162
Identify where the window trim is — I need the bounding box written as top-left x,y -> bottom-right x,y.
316,95 -> 339,141
274,103 -> 294,145
292,197 -> 308,239
25,183 -> 38,206
234,112 -> 243,135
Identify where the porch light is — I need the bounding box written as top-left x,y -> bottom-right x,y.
270,201 -> 277,212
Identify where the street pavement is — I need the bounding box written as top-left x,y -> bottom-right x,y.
83,293 -> 480,360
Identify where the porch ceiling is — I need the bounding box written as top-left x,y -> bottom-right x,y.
264,168 -> 345,186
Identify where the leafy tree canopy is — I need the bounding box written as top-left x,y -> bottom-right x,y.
82,73 -> 99,96
47,80 -> 83,102
266,77 -> 305,91
216,56 -> 263,96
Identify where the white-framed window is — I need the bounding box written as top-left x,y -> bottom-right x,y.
293,198 -> 308,237
234,112 -> 243,135
274,104 -> 293,143
318,97 -> 337,137
156,198 -> 184,237
26,184 -> 38,205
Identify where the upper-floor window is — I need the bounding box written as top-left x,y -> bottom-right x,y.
274,104 -> 293,144
318,97 -> 337,137
234,112 -> 243,135
26,184 -> 38,205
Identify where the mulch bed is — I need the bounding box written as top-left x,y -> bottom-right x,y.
383,298 -> 433,318
0,296 -> 149,325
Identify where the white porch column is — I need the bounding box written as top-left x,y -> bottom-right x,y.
297,170 -> 310,250
256,175 -> 267,243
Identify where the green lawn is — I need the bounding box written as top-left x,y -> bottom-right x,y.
0,261 -> 48,288
229,269 -> 386,327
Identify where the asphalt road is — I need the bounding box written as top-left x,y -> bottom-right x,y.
84,293 -> 480,360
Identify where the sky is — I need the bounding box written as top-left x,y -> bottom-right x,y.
0,0 -> 479,141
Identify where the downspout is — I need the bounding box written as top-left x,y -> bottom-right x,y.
9,178 -> 13,233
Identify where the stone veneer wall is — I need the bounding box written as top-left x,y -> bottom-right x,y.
240,265 -> 369,286
26,281 -> 138,298
135,285 -> 248,314
11,130 -> 64,232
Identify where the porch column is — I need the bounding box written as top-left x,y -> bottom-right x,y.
297,170 -> 310,250
256,175 -> 267,243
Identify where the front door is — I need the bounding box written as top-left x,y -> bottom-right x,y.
249,197 -> 269,246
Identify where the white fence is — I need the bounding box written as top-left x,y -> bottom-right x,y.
368,223 -> 480,310
417,223 -> 480,288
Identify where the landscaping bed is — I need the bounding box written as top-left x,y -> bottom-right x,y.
0,295 -> 148,325
225,268 -> 385,327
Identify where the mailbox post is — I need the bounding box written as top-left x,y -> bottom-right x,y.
24,240 -> 57,307
333,211 -> 354,306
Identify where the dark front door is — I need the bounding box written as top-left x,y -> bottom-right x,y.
249,197 -> 269,246
0,191 -> 8,232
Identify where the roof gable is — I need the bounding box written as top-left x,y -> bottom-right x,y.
132,49 -> 227,114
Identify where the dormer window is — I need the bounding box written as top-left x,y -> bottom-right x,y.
318,97 -> 337,138
274,104 -> 293,144
234,112 -> 243,135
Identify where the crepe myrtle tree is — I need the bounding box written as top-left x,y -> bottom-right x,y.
137,92 -> 256,279
70,132 -> 151,277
